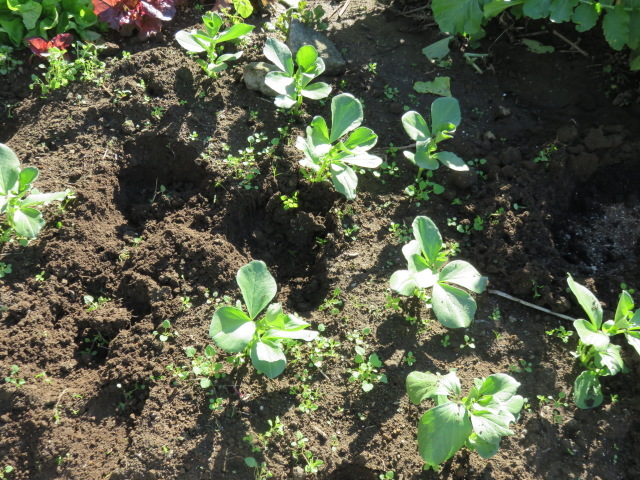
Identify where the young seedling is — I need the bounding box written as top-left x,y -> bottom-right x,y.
390,216 -> 487,328
263,38 -> 331,114
401,97 -> 468,173
406,370 -> 523,470
295,93 -> 382,200
0,143 -> 69,244
566,275 -> 640,409
210,260 -> 318,378
349,346 -> 387,392
175,12 -> 254,79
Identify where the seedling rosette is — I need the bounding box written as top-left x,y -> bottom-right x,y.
401,97 -> 468,172
390,216 -> 487,328
175,12 -> 254,79
567,275 -> 640,409
0,143 -> 69,243
406,370 -> 524,469
263,37 -> 331,114
295,93 -> 382,200
209,260 -> 318,378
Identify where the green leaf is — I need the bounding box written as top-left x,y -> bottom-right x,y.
15,0 -> 42,30
18,167 -> 38,189
216,23 -> 254,44
625,331 -> 640,356
0,143 -> 20,195
264,37 -> 294,75
567,274 -> 603,328
571,1 -> 599,32
594,344 -> 624,376
265,71 -> 295,95
343,127 -> 378,153
175,30 -> 208,53
434,151 -> 468,171
432,283 -> 477,328
614,290 -> 634,327
244,457 -> 258,468
467,433 -> 499,459
330,93 -> 363,143
521,38 -> 555,54
629,4 -> 640,50
296,44 -> 318,69
209,306 -> 256,352
282,313 -> 311,331
264,303 -> 285,328
439,260 -> 487,293
477,373 -> 521,402
21,191 -> 68,207
549,0 -> 579,23
0,16 -> 25,46
406,371 -> 441,404
309,115 -> 330,146
470,410 -> 513,446
237,260 -> 277,319
401,111 -> 430,142
522,0 -> 552,19
432,0 -> 484,36
435,371 -> 462,397
414,77 -> 451,97
251,340 -> 286,378
390,270 -> 418,296
602,4 -> 630,51
301,82 -> 331,100
573,370 -> 603,409
233,0 -> 254,18
483,0 -> 525,18
431,97 -> 461,134
422,36 -> 453,61
330,162 -> 358,200
573,319 -> 609,351
412,216 -> 442,267
263,328 -> 318,341
12,206 -> 44,238
369,353 -> 382,368
417,402 -> 472,468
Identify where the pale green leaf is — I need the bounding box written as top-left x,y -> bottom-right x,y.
439,260 -> 487,293
573,319 -> 609,351
175,30 -> 208,53
237,261 -> 277,319
432,283 -> 477,328
432,0 -> 484,36
594,344 -> 625,376
422,36 -> 453,61
12,206 -> 44,238
343,127 -> 378,153
406,371 -> 441,404
573,370 -> 603,409
0,143 -> 20,195
330,93 -> 363,142
521,38 -> 555,54
330,162 -> 358,200
301,82 -> 331,100
434,151 -> 468,171
401,111 -> 430,142
412,216 -> 442,267
417,402 -> 472,467
390,270 -> 417,296
251,340 -> 286,378
264,37 -> 294,75
295,44 -> 318,69
209,306 -> 256,352
567,274 -> 603,328
216,23 -> 254,44
431,96 -> 461,133
414,77 -> 451,97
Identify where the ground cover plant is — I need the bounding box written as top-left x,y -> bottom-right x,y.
1,0 -> 640,479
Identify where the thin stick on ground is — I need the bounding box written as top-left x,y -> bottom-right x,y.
488,289 -> 576,322
552,30 -> 589,57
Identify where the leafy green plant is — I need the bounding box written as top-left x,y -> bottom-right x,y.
0,0 -> 100,47
263,38 -> 331,114
30,42 -> 106,96
175,12 -> 254,79
390,216 -> 487,328
83,295 -> 109,311
295,93 -> 382,200
545,325 -> 573,343
0,262 -> 11,277
0,143 -> 69,244
185,345 -> 226,389
431,0 -> 640,70
209,260 -> 318,378
291,431 -> 324,474
349,346 -> 387,392
0,46 -> 21,75
4,365 -> 25,388
0,465 -> 14,479
406,370 -> 523,470
269,0 -> 327,35
401,97 -> 468,173
153,319 -> 178,342
566,274 -> 640,409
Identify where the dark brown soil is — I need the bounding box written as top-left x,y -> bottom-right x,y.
2,2 -> 640,479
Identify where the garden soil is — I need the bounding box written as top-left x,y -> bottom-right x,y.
1,1 -> 640,479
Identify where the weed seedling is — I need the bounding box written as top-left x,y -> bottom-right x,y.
84,295 -> 110,311
0,465 -> 14,479
280,192 -> 299,210
405,351 -> 416,366
366,62 -> 377,74
441,335 -> 451,347
291,431 -> 324,474
0,263 -> 11,278
5,365 -> 25,388
545,325 -> 573,343
459,335 -> 475,349
318,288 -> 343,315
349,346 -> 387,392
509,359 -> 533,373
244,457 -> 273,479
153,320 -> 178,342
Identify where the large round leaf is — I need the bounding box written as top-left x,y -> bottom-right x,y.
417,402 -> 472,468
251,340 -> 286,378
401,111 -> 430,142
209,306 -> 255,353
432,282 -> 476,328
12,207 -> 45,238
439,260 -> 487,293
264,37 -> 294,75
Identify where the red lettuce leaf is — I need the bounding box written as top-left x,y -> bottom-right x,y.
92,0 -> 177,39
27,33 -> 74,57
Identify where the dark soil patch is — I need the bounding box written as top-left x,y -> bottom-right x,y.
2,2 -> 640,479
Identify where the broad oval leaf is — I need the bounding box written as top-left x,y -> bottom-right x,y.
237,260 -> 278,319
12,206 -> 45,238
414,144 -> 440,170
567,274 -> 603,328
264,302 -> 285,328
406,371 -> 440,404
431,96 -> 461,133
0,143 -> 20,195
467,433 -> 499,459
470,410 -> 513,446
264,37 -> 294,75
251,340 -> 286,378
343,127 -> 378,153
417,402 -> 472,468
594,344 -> 625,376
414,269 -> 438,289
175,30 -> 207,53
402,240 -> 422,269
263,328 -> 318,341
283,313 -> 311,331
477,373 -> 521,403
340,153 -> 383,169
19,167 -> 39,188
573,370 -> 603,409
295,44 -> 318,69
209,306 -> 255,352
439,260 -> 487,293
265,71 -> 295,95
390,269 -> 417,296
21,191 -> 68,207
216,23 -> 254,44
274,94 -> 297,109
330,93 -> 363,143
432,282 -> 476,328
330,162 -> 358,200
435,371 -> 462,397
401,111 -> 430,142
573,319 -> 609,351
301,82 -> 332,100
434,151 -> 469,171
413,216 -> 442,266
614,290 -> 634,327
625,331 -> 640,356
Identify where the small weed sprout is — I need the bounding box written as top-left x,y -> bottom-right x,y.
349,346 -> 387,392
291,431 -> 324,474
390,216 -> 487,328
406,370 -> 523,469
5,365 -> 26,388
0,263 -> 11,278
